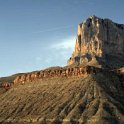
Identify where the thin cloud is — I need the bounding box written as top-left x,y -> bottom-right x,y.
35,36 -> 76,68
51,36 -> 76,50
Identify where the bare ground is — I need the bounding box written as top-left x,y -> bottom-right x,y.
0,72 -> 124,124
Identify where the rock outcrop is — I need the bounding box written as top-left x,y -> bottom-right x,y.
1,66 -> 103,89
68,16 -> 124,68
1,65 -> 123,90
13,66 -> 103,85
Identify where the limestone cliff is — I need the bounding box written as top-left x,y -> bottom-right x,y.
68,16 -> 124,68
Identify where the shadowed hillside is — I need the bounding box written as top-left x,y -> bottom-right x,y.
0,72 -> 124,124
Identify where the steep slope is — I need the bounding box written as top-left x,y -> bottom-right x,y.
0,73 -> 25,95
68,16 -> 124,68
0,71 -> 124,124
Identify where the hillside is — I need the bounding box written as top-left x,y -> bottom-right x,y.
0,73 -> 24,95
0,73 -> 24,84
0,71 -> 124,124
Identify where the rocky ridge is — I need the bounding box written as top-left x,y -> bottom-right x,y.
1,65 -> 123,90
0,66 -> 103,89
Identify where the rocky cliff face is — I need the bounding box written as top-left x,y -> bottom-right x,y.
68,16 -> 124,68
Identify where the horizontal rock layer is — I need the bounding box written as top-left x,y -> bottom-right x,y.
0,72 -> 124,124
1,66 -> 103,89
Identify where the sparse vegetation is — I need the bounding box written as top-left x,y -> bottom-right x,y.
0,73 -> 124,124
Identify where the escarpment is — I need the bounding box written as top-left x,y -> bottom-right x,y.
68,16 -> 124,68
13,66 -> 103,84
1,65 -> 123,90
1,66 -> 103,89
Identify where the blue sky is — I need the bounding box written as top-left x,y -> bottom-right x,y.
0,0 -> 124,77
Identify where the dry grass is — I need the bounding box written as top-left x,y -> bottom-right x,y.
0,72 -> 124,124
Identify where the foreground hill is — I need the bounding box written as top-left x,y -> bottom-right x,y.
0,71 -> 124,124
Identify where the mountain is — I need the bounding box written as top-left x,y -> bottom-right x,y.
68,16 -> 124,69
0,16 -> 124,124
